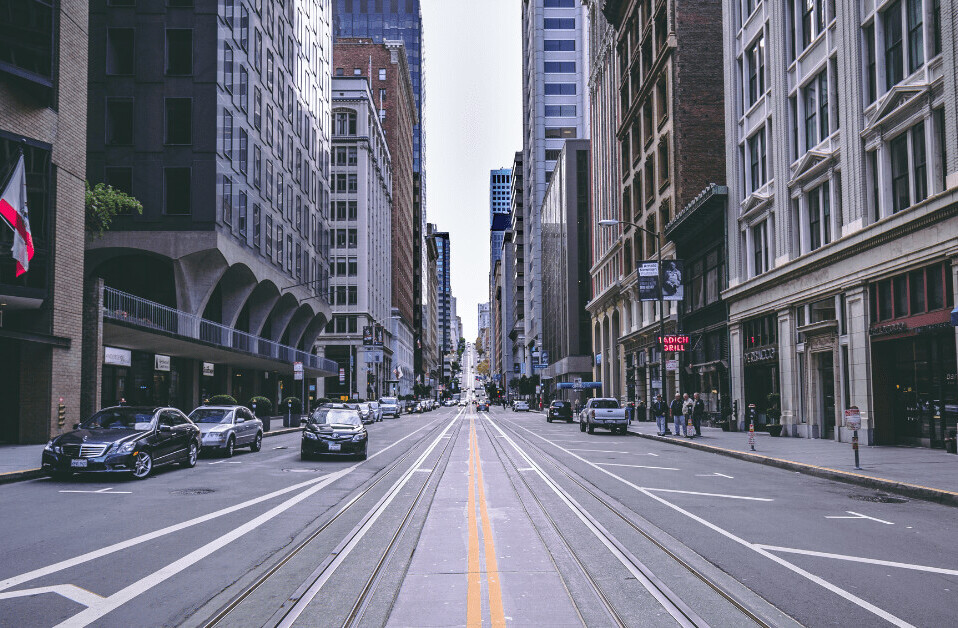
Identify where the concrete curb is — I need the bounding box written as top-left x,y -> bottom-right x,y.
0,427 -> 303,486
626,428 -> 958,508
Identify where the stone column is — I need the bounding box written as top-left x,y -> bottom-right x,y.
728,322 -> 744,430
778,309 -> 798,434
80,278 -> 104,420
845,285 -> 874,445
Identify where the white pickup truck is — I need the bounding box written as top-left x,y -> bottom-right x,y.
578,398 -> 629,434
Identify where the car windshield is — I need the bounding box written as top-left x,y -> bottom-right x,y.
381,397 -> 397,404
369,402 -> 379,408
309,408 -> 361,427
81,408 -> 155,431
189,409 -> 233,424
592,400 -> 619,409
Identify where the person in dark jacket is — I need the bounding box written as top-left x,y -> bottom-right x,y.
670,393 -> 686,437
637,399 -> 648,422
692,392 -> 705,436
652,395 -> 669,435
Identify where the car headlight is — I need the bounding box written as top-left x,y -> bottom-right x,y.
115,441 -> 136,454
44,440 -> 55,452
304,431 -> 318,440
206,431 -> 225,439
352,434 -> 366,442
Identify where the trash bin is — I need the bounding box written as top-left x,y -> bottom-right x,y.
946,429 -> 957,455
261,415 -> 271,432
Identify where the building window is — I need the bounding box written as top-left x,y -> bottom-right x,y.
545,105 -> 577,117
266,51 -> 274,91
884,1 -> 904,89
657,138 -> 669,187
286,235 -> 293,270
166,29 -> 192,75
239,65 -> 248,111
807,180 -> 830,251
912,121 -> 928,203
253,203 -> 261,250
752,220 -> 769,276
254,28 -> 262,71
544,61 -> 576,73
544,18 -> 575,29
865,24 -> 877,104
265,161 -> 273,199
906,0 -> 924,73
238,128 -> 248,173
223,43 -> 233,92
890,132 -> 910,213
253,87 -> 262,129
165,98 -> 192,145
276,226 -> 284,265
334,110 -> 357,135
746,35 -> 765,107
0,0 -> 55,86
544,127 -> 577,138
221,175 -> 232,224
222,109 -> 233,158
253,145 -> 262,188
107,29 -> 135,75
238,191 -> 247,238
747,126 -> 767,192
544,83 -> 576,95
266,215 -> 273,256
160,168 -> 190,216
239,5 -> 249,49
106,98 -> 134,145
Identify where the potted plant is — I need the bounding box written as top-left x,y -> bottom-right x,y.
766,393 -> 783,437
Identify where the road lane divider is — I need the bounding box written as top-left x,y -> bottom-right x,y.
470,418 -> 506,628
466,420 -> 481,627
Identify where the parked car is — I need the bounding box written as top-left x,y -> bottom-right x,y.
42,406 -> 200,480
379,397 -> 401,419
347,403 -> 374,424
302,405 -> 367,460
547,400 -> 574,423
367,401 -> 383,422
513,400 -> 530,412
189,406 -> 263,457
579,398 -> 629,434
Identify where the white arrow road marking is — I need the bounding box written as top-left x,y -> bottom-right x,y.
0,585 -> 105,607
695,473 -> 734,478
824,511 -> 894,524
756,545 -> 958,576
58,488 -> 131,494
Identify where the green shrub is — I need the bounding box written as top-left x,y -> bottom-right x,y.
280,396 -> 302,414
208,394 -> 238,406
247,396 -> 273,415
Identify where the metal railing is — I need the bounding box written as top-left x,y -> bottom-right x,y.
103,287 -> 338,373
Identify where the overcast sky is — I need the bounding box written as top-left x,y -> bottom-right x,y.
421,0 -> 522,343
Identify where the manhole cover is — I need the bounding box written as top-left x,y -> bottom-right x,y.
171,488 -> 216,495
850,493 -> 907,504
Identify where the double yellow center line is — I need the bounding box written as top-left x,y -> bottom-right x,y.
467,415 -> 506,627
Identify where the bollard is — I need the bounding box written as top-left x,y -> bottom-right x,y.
852,431 -> 862,470
748,420 -> 755,451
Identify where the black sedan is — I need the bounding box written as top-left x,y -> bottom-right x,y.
302,405 -> 368,460
42,406 -> 200,480
547,400 -> 574,422
477,401 -> 489,412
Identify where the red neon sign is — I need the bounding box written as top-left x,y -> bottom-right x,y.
659,335 -> 690,352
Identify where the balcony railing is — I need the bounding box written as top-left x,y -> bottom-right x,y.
103,287 -> 338,373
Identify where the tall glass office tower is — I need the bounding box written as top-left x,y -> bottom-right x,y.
332,0 -> 430,378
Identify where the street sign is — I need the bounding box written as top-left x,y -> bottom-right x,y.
363,326 -> 374,345
574,377 -> 583,390
666,359 -> 679,372
339,368 -> 345,384
293,361 -> 304,381
202,362 -> 215,377
844,407 -> 862,431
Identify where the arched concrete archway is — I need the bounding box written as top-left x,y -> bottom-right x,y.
284,304 -> 315,350
300,312 -> 330,352
245,280 -> 281,337
262,293 -> 299,342
89,252 -> 177,307
210,263 -> 258,328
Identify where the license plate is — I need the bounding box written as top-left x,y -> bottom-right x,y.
70,459 -> 88,468
328,443 -> 341,451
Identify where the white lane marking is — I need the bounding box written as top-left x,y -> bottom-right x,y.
482,414 -> 700,627
276,415 -> 460,628
0,416 -> 445,595
0,585 -> 105,607
566,448 -> 633,454
58,488 -> 132,495
597,463 -> 679,471
824,511 -> 894,525
208,461 -> 242,465
497,416 -> 914,628
756,545 -> 958,576
643,488 -> 772,502
695,473 -> 734,479
273,446 -> 288,450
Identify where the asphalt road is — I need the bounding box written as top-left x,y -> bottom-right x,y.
0,405 -> 955,627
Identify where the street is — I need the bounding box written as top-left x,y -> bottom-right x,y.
1,405 -> 957,627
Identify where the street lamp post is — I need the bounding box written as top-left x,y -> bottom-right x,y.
598,219 -> 668,402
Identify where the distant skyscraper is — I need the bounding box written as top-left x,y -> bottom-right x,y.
490,168 -> 512,267
521,0 -> 589,371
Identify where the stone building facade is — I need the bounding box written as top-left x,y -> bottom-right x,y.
0,0 -> 88,443
722,0 -> 958,447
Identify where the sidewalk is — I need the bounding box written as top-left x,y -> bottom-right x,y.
626,420 -> 958,506
0,425 -> 303,485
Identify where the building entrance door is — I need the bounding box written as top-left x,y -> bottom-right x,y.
817,352 -> 836,438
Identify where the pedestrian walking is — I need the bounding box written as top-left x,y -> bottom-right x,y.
692,392 -> 705,437
682,393 -> 694,439
637,399 -> 647,423
652,395 -> 669,435
670,393 -> 685,437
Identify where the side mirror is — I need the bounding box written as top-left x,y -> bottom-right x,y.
159,424 -> 173,433
73,423 -> 80,430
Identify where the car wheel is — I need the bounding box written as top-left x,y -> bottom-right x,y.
587,422 -> 595,434
182,441 -> 199,468
132,451 -> 153,479
300,451 -> 310,461
358,445 -> 368,461
579,420 -> 586,433
224,436 -> 235,458
250,432 -> 263,452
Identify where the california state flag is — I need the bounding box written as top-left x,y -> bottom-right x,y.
0,155 -> 34,276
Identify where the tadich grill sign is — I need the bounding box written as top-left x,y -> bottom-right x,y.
659,335 -> 690,352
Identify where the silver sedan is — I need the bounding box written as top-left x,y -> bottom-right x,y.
188,406 -> 264,457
